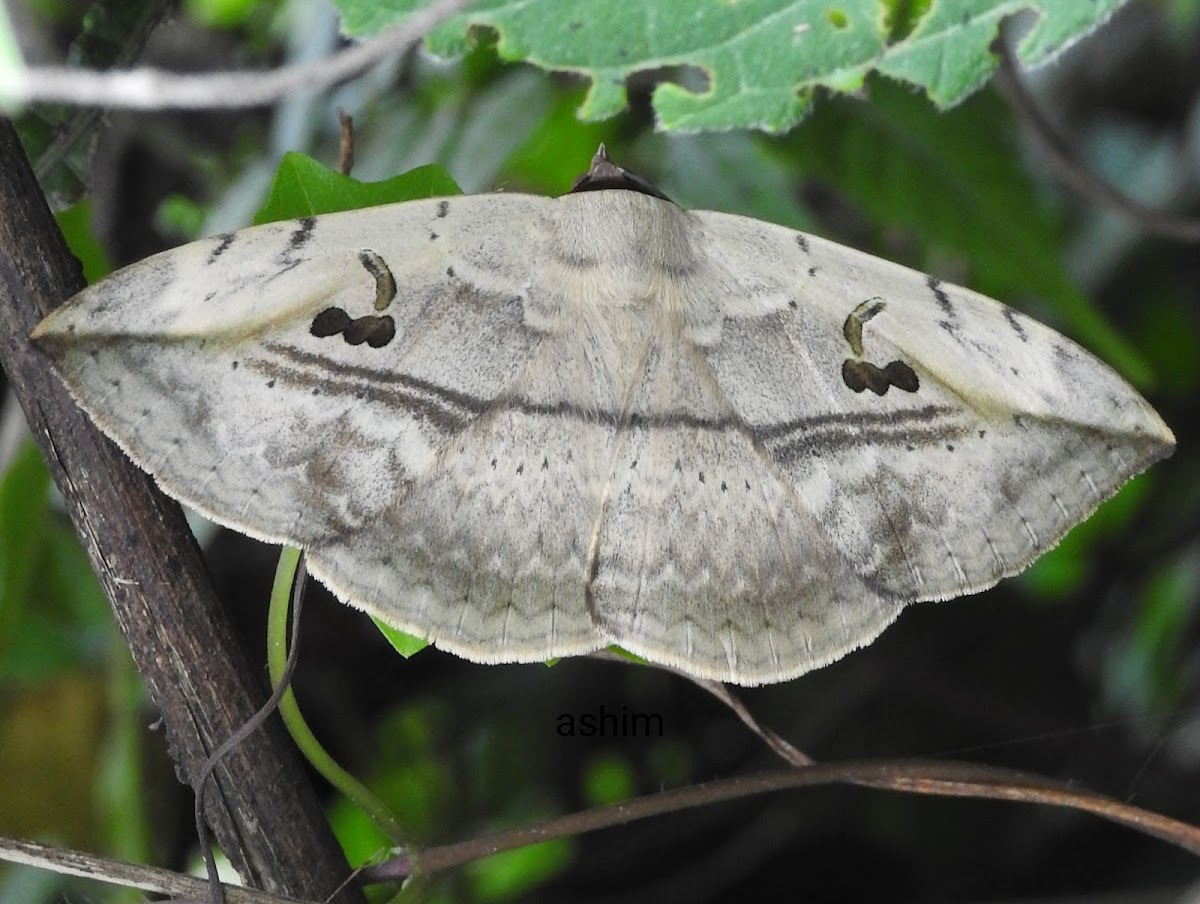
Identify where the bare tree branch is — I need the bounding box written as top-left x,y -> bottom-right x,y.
1,0 -> 470,110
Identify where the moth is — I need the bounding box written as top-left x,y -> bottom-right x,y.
33,147 -> 1174,686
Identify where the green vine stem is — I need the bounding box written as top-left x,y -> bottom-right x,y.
267,546 -> 406,842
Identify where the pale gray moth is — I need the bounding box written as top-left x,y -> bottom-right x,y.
33,147 -> 1175,686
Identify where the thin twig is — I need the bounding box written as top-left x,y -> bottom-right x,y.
360,758 -> 1200,883
994,30 -> 1200,243
337,109 -> 355,176
588,649 -> 814,765
688,678 -> 814,766
0,835 -> 308,904
192,556 -> 309,904
2,0 -> 470,110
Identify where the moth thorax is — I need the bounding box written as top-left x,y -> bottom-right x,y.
552,191 -> 699,279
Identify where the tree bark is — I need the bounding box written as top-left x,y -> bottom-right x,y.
0,116 -> 364,904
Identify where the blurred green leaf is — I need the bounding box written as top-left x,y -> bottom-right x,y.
1103,559 -> 1196,715
185,0 -> 262,28
500,86 -> 611,195
652,131 -> 818,231
55,201 -> 112,284
0,443 -> 51,645
95,649 -> 150,871
582,753 -> 634,806
156,194 -> 208,243
646,739 -> 693,788
371,703 -> 455,839
338,0 -> 1129,132
467,838 -> 572,902
1021,472 -> 1153,598
326,794 -> 392,872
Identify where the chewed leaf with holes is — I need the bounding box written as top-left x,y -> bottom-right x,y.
338,0 -> 1132,132
32,148 -> 1173,685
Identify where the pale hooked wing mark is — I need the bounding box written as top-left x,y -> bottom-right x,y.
840,299 -> 920,397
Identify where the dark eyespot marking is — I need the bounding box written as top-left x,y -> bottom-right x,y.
795,235 -> 810,252
357,250 -> 396,311
436,200 -> 450,218
807,266 -> 818,277
882,360 -> 919,392
842,359 -> 920,395
310,307 -> 351,336
310,306 -> 396,348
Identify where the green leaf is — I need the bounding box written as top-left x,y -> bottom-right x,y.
185,0 -> 262,29
582,753 -> 635,806
0,442 -> 50,616
372,618 -> 430,658
337,0 -> 1131,132
467,839 -> 572,902
1020,471 -> 1153,598
253,152 -> 461,225
56,201 -> 113,284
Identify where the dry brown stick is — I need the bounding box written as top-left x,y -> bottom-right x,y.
0,117 -> 364,903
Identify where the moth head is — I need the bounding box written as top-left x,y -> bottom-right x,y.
568,144 -> 673,204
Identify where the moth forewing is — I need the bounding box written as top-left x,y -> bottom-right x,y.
33,148 -> 1175,685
